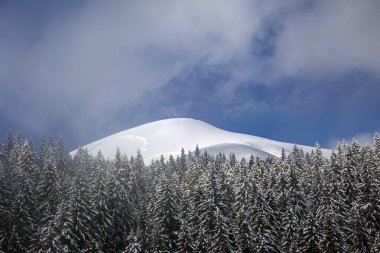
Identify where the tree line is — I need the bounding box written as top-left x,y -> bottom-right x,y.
0,131 -> 380,252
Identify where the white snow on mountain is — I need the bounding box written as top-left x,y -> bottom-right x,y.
70,118 -> 330,163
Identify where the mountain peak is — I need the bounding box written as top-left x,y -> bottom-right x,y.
128,118 -> 213,130
71,118 -> 330,162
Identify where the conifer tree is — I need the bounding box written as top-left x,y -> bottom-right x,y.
38,218 -> 60,253
347,203 -> 370,252
233,162 -> 254,252
122,234 -> 142,253
200,161 -> 235,252
152,172 -> 180,252
356,147 -> 380,241
177,189 -> 195,253
299,150 -> 323,253
91,152 -> 112,252
209,206 -> 234,253
0,174 -> 13,251
106,170 -> 131,252
54,195 -> 78,252
69,174 -> 99,251
251,188 -> 280,252
188,175 -> 205,251
317,169 -> 347,253
178,148 -> 187,177
13,141 -> 38,186
56,136 -> 71,182
198,162 -> 218,251
8,183 -> 37,252
3,130 -> 15,158
37,144 -> 60,232
281,154 -> 306,252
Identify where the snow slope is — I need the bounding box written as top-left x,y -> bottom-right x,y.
70,118 -> 330,162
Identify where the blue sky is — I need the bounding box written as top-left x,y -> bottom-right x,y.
0,0 -> 379,150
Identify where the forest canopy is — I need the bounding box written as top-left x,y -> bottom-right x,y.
1,131 -> 380,252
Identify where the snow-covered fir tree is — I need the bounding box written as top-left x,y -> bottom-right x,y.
0,132 -> 380,252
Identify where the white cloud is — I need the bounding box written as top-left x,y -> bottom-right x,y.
274,0 -> 380,77
0,0 -> 273,139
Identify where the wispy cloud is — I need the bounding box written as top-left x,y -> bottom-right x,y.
0,0 -> 379,146
328,130 -> 379,149
352,132 -> 378,146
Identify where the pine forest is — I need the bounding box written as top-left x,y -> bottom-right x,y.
1,131 -> 380,253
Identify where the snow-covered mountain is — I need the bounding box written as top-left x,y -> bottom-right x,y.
70,118 -> 330,162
